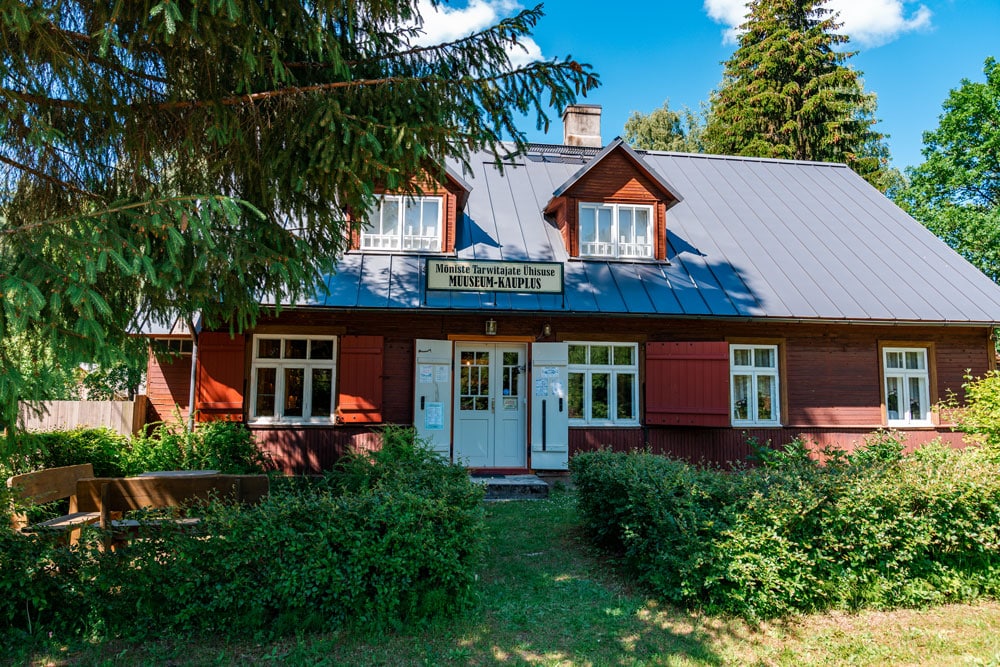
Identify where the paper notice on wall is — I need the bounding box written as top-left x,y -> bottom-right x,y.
425,402 -> 444,430
418,365 -> 433,384
541,366 -> 559,379
534,378 -> 548,397
434,365 -> 449,383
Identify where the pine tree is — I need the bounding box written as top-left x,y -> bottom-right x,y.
0,1 -> 598,435
702,0 -> 893,189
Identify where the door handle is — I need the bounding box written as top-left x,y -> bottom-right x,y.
491,398 -> 495,413
421,396 -> 425,410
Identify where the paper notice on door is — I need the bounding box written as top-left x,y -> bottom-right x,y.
425,402 -> 444,430
418,365 -> 433,384
551,381 -> 564,399
541,366 -> 559,378
434,365 -> 449,383
503,397 -> 518,411
534,378 -> 548,396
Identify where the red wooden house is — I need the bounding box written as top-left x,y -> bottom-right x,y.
145,106 -> 1000,474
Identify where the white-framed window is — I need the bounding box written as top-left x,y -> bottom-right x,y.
567,342 -> 639,426
250,335 -> 337,423
730,344 -> 780,426
883,347 -> 931,425
360,195 -> 443,252
578,203 -> 654,258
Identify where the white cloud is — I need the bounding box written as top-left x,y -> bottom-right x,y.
413,0 -> 544,67
703,0 -> 932,47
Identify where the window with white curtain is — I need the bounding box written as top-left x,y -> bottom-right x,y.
567,342 -> 639,426
730,344 -> 780,426
250,336 -> 337,423
361,195 -> 443,252
578,203 -> 653,258
883,347 -> 931,425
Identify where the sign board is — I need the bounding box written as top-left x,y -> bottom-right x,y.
426,259 -> 563,294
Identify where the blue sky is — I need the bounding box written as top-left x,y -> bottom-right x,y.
419,0 -> 1000,171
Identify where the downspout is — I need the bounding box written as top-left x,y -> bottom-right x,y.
186,315 -> 199,433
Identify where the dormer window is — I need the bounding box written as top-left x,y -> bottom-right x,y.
361,195 -> 443,252
579,203 -> 653,259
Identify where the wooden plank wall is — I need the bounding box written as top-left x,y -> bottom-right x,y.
254,427 -> 382,475
146,352 -> 191,426
571,425 -> 967,467
18,398 -> 148,436
200,310 -> 994,471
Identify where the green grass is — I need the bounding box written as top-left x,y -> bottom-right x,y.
15,490 -> 1000,666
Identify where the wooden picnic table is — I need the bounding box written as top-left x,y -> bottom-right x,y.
137,470 -> 220,478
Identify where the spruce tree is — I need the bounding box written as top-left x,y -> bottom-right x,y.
0,1 -> 598,436
702,0 -> 893,189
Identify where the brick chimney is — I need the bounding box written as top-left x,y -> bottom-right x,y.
562,104 -> 602,147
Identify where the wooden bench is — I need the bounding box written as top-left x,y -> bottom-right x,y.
6,464 -> 101,544
75,474 -> 269,545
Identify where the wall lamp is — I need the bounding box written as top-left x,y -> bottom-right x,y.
542,323 -> 552,337
485,318 -> 497,336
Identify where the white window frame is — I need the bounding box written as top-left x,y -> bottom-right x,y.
578,203 -> 654,259
730,344 -> 781,427
883,347 -> 932,426
360,194 -> 443,252
567,342 -> 640,427
249,335 -> 338,424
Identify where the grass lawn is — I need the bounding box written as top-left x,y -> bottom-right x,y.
19,490 -> 1000,666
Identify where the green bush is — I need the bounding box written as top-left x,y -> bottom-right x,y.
942,371 -> 1000,451
0,428 -> 129,478
0,421 -> 268,480
1,427 -> 483,643
572,436 -> 1000,620
124,421 -> 269,475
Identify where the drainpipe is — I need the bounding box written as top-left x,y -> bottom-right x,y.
185,315 -> 199,433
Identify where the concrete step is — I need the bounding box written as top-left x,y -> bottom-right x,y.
472,474 -> 550,501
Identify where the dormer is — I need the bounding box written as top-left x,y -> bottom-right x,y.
544,137 -> 682,261
350,164 -> 471,254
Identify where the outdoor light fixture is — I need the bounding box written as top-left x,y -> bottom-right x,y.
485,319 -> 497,336
542,323 -> 552,337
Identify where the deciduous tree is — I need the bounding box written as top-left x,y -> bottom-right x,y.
895,58 -> 1000,283
0,1 -> 598,436
623,100 -> 704,153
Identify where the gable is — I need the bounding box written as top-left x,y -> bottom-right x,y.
545,145 -> 677,261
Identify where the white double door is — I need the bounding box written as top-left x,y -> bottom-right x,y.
454,343 -> 526,468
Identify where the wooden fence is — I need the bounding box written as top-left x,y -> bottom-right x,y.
18,397 -> 148,436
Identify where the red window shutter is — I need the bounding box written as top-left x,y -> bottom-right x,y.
646,342 -> 730,427
338,335 -> 384,423
195,332 -> 245,422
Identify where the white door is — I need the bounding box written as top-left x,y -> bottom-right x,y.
454,344 -> 526,468
531,342 -> 569,470
413,339 -> 453,458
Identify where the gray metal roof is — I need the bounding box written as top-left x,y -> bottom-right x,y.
305,143 -> 1000,325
